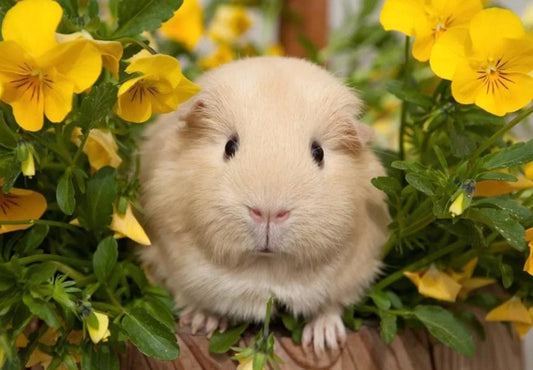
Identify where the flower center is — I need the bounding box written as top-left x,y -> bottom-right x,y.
476,58 -> 513,94
0,193 -> 20,215
10,63 -> 53,103
128,79 -> 159,103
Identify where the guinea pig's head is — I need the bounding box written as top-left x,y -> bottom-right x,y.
173,57 -> 380,267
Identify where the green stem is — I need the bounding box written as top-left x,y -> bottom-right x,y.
105,286 -> 124,311
16,254 -> 91,267
0,218 -> 80,232
50,261 -> 86,280
26,132 -> 72,165
118,37 -> 157,55
399,36 -> 411,161
372,240 -> 465,292
92,302 -> 124,315
471,104 -> 533,161
72,130 -> 91,164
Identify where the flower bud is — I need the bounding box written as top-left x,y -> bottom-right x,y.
87,311 -> 111,343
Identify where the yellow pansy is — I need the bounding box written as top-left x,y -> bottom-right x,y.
207,5 -> 251,44
236,357 -> 254,370
0,0 -> 102,131
380,0 -> 482,61
0,186 -> 47,234
404,264 -> 462,302
72,127 -> 122,172
430,8 -> 533,116
160,0 -> 204,50
449,192 -> 468,217
87,311 -> 111,344
447,258 -> 495,298
199,44 -> 234,70
524,228 -> 533,276
486,296 -> 532,338
475,178 -> 533,197
56,30 -> 123,78
114,54 -> 200,123
111,204 -> 151,245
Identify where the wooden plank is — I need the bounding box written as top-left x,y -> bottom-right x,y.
280,0 -> 328,58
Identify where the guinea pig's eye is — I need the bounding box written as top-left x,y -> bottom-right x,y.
311,141 -> 324,167
224,136 -> 239,159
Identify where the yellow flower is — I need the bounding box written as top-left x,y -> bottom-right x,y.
447,258 -> 495,298
449,192 -> 466,217
56,30 -> 123,79
475,178 -> 533,197
524,228 -> 533,276
160,0 -> 204,50
114,54 -> 200,123
513,308 -> 533,339
380,0 -> 482,61
486,296 -> 533,338
72,127 -> 122,172
236,356 -> 254,370
87,311 -> 111,344
21,145 -> 36,178
207,5 -> 251,44
430,8 -> 533,116
266,44 -> 284,56
0,186 -> 47,234
0,0 -> 102,131
199,44 -> 234,70
111,204 -> 151,245
404,264 -> 462,302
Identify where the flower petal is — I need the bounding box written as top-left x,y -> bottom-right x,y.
524,242 -> 533,276
486,296 -> 532,324
8,83 -> 45,131
469,8 -> 525,56
115,86 -> 153,123
110,204 -> 151,245
2,0 -> 61,57
0,188 -> 47,234
160,0 -> 204,50
475,177 -> 533,197
379,0 -> 425,36
474,73 -> 533,116
42,40 -> 102,93
513,321 -> 532,339
458,277 -> 495,298
430,28 -> 469,80
126,54 -> 183,88
417,264 -> 462,302
82,129 -> 122,171
43,70 -> 75,123
87,311 -> 110,343
450,60 -> 483,105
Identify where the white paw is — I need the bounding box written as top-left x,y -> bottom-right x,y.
302,312 -> 346,355
179,308 -> 228,337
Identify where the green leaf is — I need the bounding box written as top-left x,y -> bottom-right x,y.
25,262 -> 56,284
22,294 -> 61,328
209,323 -> 249,354
137,297 -> 176,331
385,291 -> 403,309
0,112 -> 17,148
475,172 -> 517,182
371,176 -> 401,198
413,305 -> 474,357
81,343 -> 119,370
57,170 -> 76,215
122,307 -> 179,361
480,139 -> 533,171
499,262 -> 513,289
77,167 -> 117,232
369,290 -> 391,310
454,311 -> 486,340
379,310 -> 397,344
113,0 -> 182,38
386,81 -> 433,108
473,197 -> 531,220
17,224 -> 49,253
468,208 -> 525,251
93,237 -> 118,283
77,83 -> 119,129
405,173 -> 435,195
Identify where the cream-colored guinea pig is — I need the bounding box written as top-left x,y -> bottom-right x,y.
139,56 -> 390,354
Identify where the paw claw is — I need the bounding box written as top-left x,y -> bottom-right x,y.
178,308 -> 228,337
302,312 -> 346,356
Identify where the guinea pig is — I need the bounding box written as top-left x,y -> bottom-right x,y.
138,56 -> 390,354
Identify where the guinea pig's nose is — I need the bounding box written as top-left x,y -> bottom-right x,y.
248,207 -> 290,224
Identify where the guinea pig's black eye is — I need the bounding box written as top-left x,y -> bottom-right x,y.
311,141 -> 324,166
224,136 -> 239,159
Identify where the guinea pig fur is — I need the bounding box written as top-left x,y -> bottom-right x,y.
139,56 -> 390,354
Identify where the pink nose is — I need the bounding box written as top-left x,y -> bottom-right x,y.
248,207 -> 290,224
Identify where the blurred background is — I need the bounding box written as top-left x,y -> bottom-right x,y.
154,0 -> 533,367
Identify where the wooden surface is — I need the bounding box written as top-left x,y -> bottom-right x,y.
119,317 -> 523,370
279,0 -> 328,58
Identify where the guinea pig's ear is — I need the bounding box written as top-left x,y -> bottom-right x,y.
179,99 -> 207,129
354,123 -> 374,146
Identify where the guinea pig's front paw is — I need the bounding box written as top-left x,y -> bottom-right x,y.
178,308 -> 228,337
302,312 -> 346,355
